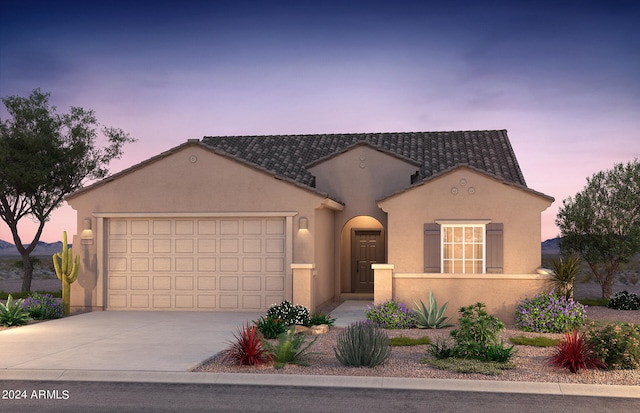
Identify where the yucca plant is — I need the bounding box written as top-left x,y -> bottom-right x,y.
223,322 -> 271,366
334,321 -> 392,367
550,254 -> 580,300
413,290 -> 454,329
548,330 -> 607,373
0,295 -> 31,327
263,327 -> 318,369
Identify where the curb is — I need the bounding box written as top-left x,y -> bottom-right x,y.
1,370 -> 639,399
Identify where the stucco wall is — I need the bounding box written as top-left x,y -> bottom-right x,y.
66,143 -> 333,311
378,167 -> 553,274
392,273 -> 553,324
313,206 -> 336,306
309,145 -> 416,293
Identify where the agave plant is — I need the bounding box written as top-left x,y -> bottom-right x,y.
413,290 -> 454,329
263,327 -> 318,369
0,295 -> 31,327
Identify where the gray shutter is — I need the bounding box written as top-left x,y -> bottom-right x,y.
424,223 -> 441,273
486,223 -> 503,273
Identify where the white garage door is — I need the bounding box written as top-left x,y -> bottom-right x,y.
105,217 -> 287,311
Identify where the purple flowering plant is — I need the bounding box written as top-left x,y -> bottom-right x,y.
365,300 -> 417,329
21,292 -> 63,320
515,291 -> 586,333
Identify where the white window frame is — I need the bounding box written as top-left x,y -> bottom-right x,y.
436,220 -> 490,274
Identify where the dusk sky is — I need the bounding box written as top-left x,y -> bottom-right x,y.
1,0 -> 639,243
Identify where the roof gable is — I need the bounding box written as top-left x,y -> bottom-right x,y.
306,141 -> 421,169
377,164 -> 554,204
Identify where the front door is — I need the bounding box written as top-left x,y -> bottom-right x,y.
351,230 -> 384,293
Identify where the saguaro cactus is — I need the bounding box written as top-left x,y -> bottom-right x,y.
52,231 -> 79,316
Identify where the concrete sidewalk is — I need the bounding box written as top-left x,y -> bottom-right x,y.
0,301 -> 638,399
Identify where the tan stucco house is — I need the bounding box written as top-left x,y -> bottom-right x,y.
66,130 -> 554,322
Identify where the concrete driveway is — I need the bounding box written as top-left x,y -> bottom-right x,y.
0,311 -> 262,372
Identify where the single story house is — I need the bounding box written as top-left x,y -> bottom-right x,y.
66,130 -> 554,322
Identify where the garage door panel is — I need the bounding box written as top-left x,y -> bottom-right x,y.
107,217 -> 286,311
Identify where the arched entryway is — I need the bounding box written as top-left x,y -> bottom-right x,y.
340,216 -> 385,294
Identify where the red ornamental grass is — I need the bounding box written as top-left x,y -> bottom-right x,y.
224,323 -> 272,366
547,330 -> 607,373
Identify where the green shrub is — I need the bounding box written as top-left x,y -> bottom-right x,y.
515,291 -> 586,333
334,321 -> 392,367
263,327 -> 318,369
607,291 -> 640,311
451,303 -> 504,351
427,339 -> 454,360
265,300 -> 311,326
365,300 -> 416,329
254,316 -> 287,339
0,295 -> 31,327
482,342 -> 516,363
443,303 -> 514,362
309,311 -> 335,327
21,292 -> 63,320
389,336 -> 431,346
413,291 -> 454,329
586,322 -> 640,370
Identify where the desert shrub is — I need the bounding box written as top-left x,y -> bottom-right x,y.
309,311 -> 335,327
449,303 -> 513,362
515,291 -> 586,333
0,295 -> 31,327
21,292 -> 63,320
548,330 -> 606,373
223,323 -> 271,366
254,316 -> 287,339
365,300 -> 416,329
263,327 -> 318,369
334,321 -> 392,367
586,322 -> 640,370
606,291 -> 640,311
549,254 -> 580,300
427,339 -> 454,360
413,290 -> 454,329
265,300 -> 310,326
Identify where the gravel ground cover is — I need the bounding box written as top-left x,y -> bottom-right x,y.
194,297 -> 640,386
2,270 -> 639,385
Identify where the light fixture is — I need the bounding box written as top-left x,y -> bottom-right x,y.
81,218 -> 94,244
299,217 -> 308,230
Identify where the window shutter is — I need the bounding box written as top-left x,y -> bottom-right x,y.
486,223 -> 503,273
424,223 -> 441,273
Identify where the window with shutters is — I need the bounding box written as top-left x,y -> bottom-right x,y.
424,222 -> 503,274
442,224 -> 485,274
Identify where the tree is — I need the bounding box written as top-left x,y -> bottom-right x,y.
556,159 -> 640,299
0,89 -> 135,291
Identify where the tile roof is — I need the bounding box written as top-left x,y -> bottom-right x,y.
201,130 -> 528,188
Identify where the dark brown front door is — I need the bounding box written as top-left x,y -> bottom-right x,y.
351,230 -> 384,293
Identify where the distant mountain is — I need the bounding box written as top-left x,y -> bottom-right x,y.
541,237 -> 560,255
0,240 -> 65,257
